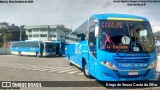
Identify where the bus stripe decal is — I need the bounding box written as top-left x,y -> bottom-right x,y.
107,17 -> 144,21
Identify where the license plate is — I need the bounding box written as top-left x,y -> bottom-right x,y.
129,71 -> 138,75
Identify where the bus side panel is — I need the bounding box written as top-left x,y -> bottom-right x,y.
65,41 -> 89,70
66,40 -> 88,69
77,41 -> 88,69
21,47 -> 27,55
65,45 -> 71,60
20,47 -> 40,56
28,47 -> 40,55
71,44 -> 76,64
10,47 -> 19,55
65,44 -> 76,63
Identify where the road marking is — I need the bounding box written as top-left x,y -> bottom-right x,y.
12,67 -> 18,69
26,65 -> 55,71
17,64 -> 72,72
66,70 -> 81,74
57,68 -> 78,73
0,62 -> 84,76
23,67 -> 36,70
0,63 -> 70,72
38,66 -> 65,71
77,72 -> 84,76
36,65 -> 64,69
48,67 -> 73,72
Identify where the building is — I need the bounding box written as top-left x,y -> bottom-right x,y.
24,25 -> 71,42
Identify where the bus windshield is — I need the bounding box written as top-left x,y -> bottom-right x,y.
45,42 -> 55,51
99,20 -> 155,53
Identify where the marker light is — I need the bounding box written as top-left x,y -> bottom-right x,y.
148,60 -> 157,69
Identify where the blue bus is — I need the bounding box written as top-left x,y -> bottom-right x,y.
65,14 -> 157,81
10,41 -> 56,57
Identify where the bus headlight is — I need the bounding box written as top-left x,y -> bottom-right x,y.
148,60 -> 157,69
100,61 -> 118,70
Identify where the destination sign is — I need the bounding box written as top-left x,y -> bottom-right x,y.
101,21 -> 123,29
106,45 -> 129,50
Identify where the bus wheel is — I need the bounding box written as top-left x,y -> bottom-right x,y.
69,61 -> 73,66
83,62 -> 91,78
18,51 -> 21,56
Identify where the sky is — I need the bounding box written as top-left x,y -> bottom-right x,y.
0,0 -> 160,32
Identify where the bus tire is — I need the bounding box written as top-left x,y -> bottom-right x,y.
69,62 -> 73,66
83,61 -> 91,78
18,51 -> 21,56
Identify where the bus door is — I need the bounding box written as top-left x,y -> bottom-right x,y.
88,25 -> 97,77
61,42 -> 65,55
55,43 -> 60,55
58,42 -> 64,56
40,42 -> 44,56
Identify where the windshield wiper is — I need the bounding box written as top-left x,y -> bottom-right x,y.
137,39 -> 148,53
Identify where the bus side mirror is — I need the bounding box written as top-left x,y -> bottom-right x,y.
95,26 -> 99,37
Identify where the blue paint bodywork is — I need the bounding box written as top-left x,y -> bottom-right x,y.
65,14 -> 157,81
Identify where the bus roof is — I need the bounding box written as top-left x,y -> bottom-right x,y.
91,13 -> 148,21
11,40 -> 63,43
11,41 -> 42,43
66,13 -> 148,37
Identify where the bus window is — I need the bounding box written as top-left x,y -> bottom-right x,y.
99,20 -> 129,51
89,25 -> 96,58
45,42 -> 55,51
129,22 -> 155,52
40,42 -> 44,55
77,33 -> 86,41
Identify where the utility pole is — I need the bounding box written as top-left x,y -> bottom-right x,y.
47,25 -> 49,41
4,35 -> 6,54
20,26 -> 22,41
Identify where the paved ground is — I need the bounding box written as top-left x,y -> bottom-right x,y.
0,55 -> 102,90
0,55 -> 160,90
0,55 -> 89,81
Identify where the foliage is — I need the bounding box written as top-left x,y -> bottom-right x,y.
154,31 -> 160,40
0,22 -> 26,47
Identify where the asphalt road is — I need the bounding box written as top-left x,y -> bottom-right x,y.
0,55 -> 160,90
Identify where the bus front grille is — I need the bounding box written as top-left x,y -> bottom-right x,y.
114,56 -> 150,63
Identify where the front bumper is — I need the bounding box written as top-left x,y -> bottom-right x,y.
96,65 -> 156,81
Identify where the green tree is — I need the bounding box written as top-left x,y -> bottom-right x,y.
10,24 -> 20,41
0,22 -> 10,47
0,22 -> 26,47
